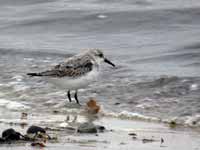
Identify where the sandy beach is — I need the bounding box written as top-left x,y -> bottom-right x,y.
0,108 -> 199,150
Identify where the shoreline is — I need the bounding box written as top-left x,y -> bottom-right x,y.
0,113 -> 200,150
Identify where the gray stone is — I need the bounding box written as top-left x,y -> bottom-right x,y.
77,122 -> 98,133
77,122 -> 106,133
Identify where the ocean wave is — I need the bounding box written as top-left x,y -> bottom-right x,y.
11,75 -> 24,82
135,76 -> 200,95
162,114 -> 200,128
131,52 -> 200,64
97,14 -> 108,19
0,98 -> 30,110
185,114 -> 200,127
0,47 -> 72,57
104,110 -> 200,128
136,76 -> 179,88
183,62 -> 200,67
183,42 -> 200,50
8,75 -> 30,92
105,111 -> 160,122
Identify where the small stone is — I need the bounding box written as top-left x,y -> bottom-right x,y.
169,121 -> 177,128
77,122 -> 97,133
77,123 -> 106,133
120,142 -> 126,145
21,112 -> 28,120
192,121 -> 197,125
53,110 -> 59,114
114,102 -> 120,105
128,133 -> 137,136
2,128 -> 21,141
142,138 -> 155,143
161,138 -> 164,144
0,138 -> 5,143
27,126 -> 46,134
132,136 -> 137,140
96,125 -> 106,132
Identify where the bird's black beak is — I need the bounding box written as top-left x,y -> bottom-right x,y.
104,58 -> 115,67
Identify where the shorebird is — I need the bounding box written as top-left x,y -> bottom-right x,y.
27,49 -> 115,104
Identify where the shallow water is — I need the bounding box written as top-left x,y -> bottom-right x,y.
0,0 -> 200,128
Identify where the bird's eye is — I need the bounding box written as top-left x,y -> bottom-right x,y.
99,53 -> 103,58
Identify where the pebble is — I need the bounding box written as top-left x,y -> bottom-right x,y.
78,122 -> 97,133
2,128 -> 21,141
128,133 -> 137,136
77,122 -> 106,133
27,126 -> 46,134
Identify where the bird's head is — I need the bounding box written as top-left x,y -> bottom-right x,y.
88,49 -> 115,67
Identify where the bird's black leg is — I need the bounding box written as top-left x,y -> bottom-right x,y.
67,90 -> 72,102
74,90 -> 80,105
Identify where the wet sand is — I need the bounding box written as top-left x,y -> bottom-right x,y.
0,111 -> 199,150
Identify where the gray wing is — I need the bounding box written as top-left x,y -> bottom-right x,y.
35,58 -> 94,78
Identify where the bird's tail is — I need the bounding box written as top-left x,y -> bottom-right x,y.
27,70 -> 57,77
27,72 -> 42,76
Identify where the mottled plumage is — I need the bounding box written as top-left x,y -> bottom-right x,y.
29,52 -> 96,78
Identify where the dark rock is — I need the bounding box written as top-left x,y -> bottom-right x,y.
169,121 -> 177,128
161,138 -> 164,144
192,121 -> 197,125
96,125 -> 106,132
77,122 -> 97,133
21,112 -> 28,120
26,126 -> 51,141
52,110 -> 60,114
27,126 -> 46,134
77,123 -> 106,133
120,142 -> 126,145
142,138 -> 155,143
2,128 -> 21,141
0,138 -> 5,143
2,128 -> 15,138
114,102 -> 120,105
128,133 -> 137,136
132,136 -> 137,140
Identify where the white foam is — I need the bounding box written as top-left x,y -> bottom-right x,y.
185,114 -> 200,126
97,14 -> 107,19
106,111 -> 160,122
136,103 -> 155,109
190,84 -> 198,91
136,104 -> 145,109
59,122 -> 69,128
0,99 -> 30,110
12,75 -> 24,82
8,80 -> 29,91
43,59 -> 51,63
9,75 -> 30,91
105,111 -> 200,127
24,57 -> 34,61
14,84 -> 29,91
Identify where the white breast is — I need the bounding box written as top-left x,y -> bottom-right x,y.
46,68 -> 99,90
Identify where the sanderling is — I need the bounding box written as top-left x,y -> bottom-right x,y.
27,49 -> 115,104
